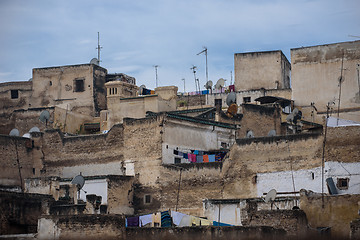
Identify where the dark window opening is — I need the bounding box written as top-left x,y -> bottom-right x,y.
11,90 -> 19,99
144,194 -> 151,204
174,157 -> 181,164
49,81 -> 52,86
311,172 -> 315,180
243,97 -> 251,103
337,178 -> 349,190
33,168 -> 35,175
74,79 -> 85,92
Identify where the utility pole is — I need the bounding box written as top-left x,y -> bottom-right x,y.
154,65 -> 159,88
96,32 -> 102,65
337,52 -> 345,126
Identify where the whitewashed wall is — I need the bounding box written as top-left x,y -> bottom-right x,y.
257,161 -> 360,197
55,162 -> 125,178
203,201 -> 243,226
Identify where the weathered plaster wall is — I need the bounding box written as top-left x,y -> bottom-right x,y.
53,106 -> 93,134
300,192 -> 360,238
291,40 -> 360,122
234,50 -> 291,91
0,191 -> 54,235
0,81 -> 32,114
107,176 -> 134,214
238,104 -> 282,138
177,94 -> 206,107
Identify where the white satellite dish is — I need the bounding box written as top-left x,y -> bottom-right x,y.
90,58 -> 100,65
268,130 -> 276,137
204,81 -> 213,90
214,78 -> 225,90
22,133 -> 31,139
264,189 -> 277,203
246,130 -> 254,138
9,128 -> 20,136
29,127 -> 40,133
39,110 -> 50,123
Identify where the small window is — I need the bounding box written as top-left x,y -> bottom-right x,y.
174,157 -> 181,164
49,81 -> 52,86
337,178 -> 349,190
144,194 -> 151,204
74,79 -> 85,92
311,172 -> 315,180
243,97 -> 251,103
11,90 -> 19,99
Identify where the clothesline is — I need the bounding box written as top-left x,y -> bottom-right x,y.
126,210 -> 233,228
171,147 -> 227,163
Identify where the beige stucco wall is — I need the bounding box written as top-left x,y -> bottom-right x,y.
234,50 -> 291,91
31,64 -> 107,116
291,40 -> 360,122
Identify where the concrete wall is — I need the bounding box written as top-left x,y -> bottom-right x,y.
162,117 -> 236,164
300,191 -> 360,238
291,40 -> 360,122
234,50 -> 291,91
0,191 -> 54,235
31,64 -> 107,117
206,88 -> 292,107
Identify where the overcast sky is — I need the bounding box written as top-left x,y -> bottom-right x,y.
0,0 -> 359,91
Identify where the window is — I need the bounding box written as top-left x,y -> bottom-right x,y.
337,178 -> 349,190
144,194 -> 152,204
174,157 -> 181,164
11,90 -> 19,99
74,79 -> 85,92
243,97 -> 251,103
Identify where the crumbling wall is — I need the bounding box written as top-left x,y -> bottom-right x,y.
0,191 -> 54,235
177,94 -> 206,107
107,176 -> 134,215
41,124 -> 124,178
300,192 -> 360,238
238,104 -> 282,138
92,65 -> 107,116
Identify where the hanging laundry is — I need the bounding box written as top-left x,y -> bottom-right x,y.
150,90 -> 155,94
139,214 -> 153,227
194,150 -> 199,155
178,151 -> 183,156
183,153 -> 188,159
203,155 -> 209,163
161,211 -> 172,227
173,150 -> 179,155
196,155 -> 203,163
171,211 -> 187,226
213,221 -> 233,226
126,216 -> 139,227
208,155 -> 216,162
178,215 -> 192,227
200,219 -> 212,226
189,154 -> 196,163
191,216 -> 201,226
215,154 -> 222,162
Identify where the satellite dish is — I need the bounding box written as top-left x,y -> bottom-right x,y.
204,81 -> 213,90
139,85 -> 146,95
71,174 -> 85,190
215,78 -> 225,90
268,130 -> 276,137
90,58 -> 100,65
28,78 -> 33,82
29,127 -> 40,133
9,128 -> 20,136
246,130 -> 254,138
39,110 -> 50,123
264,189 -> 277,203
226,92 -> 236,106
22,133 -> 31,138
286,108 -> 302,124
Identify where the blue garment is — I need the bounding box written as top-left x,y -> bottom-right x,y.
196,155 -> 203,163
161,211 -> 172,227
183,153 -> 188,159
194,150 -> 199,154
208,155 -> 215,162
213,221 -> 233,226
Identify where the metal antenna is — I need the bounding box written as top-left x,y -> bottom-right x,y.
197,47 -> 208,85
154,65 -> 159,88
337,51 -> 345,126
96,32 -> 102,65
191,66 -> 198,92
182,78 -> 185,93
230,71 -> 233,85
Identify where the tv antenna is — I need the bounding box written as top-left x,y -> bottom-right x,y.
96,32 -> 102,65
154,65 -> 159,88
181,78 -> 185,93
337,51 -> 345,126
71,173 -> 86,200
190,65 -> 202,107
197,46 -> 208,85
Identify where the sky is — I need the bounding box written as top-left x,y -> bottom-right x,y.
0,0 -> 359,92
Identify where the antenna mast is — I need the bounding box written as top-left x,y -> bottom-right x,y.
197,47 -> 208,85
154,65 -> 159,88
337,52 -> 345,126
96,32 -> 102,65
